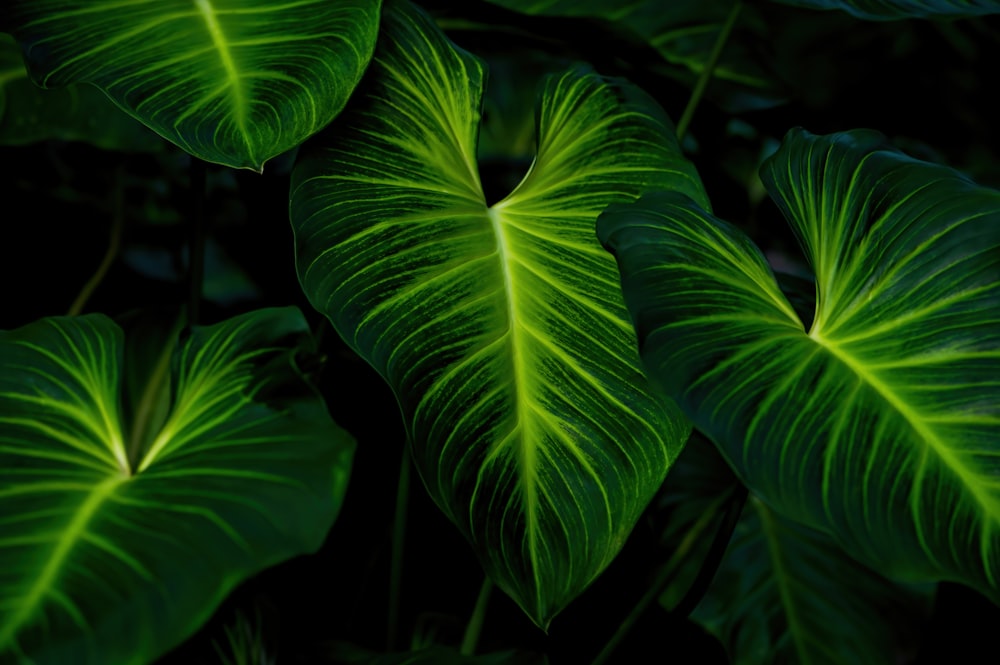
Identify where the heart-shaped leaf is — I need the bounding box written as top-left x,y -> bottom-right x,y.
291,0 -> 703,628
768,0 -> 1000,19
2,0 -> 382,170
599,128 -> 1000,601
0,307 -> 355,664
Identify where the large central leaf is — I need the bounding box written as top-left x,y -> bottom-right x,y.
0,307 -> 355,664
2,0 -> 382,170
599,128 -> 1000,601
290,0 -> 704,627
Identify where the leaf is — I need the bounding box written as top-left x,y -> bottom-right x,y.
2,0 -> 382,170
691,496 -> 933,665
598,128 -> 1000,602
0,307 -> 355,665
483,0 -> 782,110
290,0 -> 702,628
766,0 -> 1000,20
0,33 -> 163,151
653,433 -> 932,665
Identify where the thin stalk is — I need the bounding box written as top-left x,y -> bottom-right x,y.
675,0 -> 743,143
387,446 -> 412,651
672,483 -> 748,618
589,491 -> 729,665
459,576 -> 493,656
187,158 -> 208,327
68,165 -> 125,316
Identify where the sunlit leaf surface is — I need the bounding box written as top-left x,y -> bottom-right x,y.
291,0 -> 703,627
599,128 -> 1000,601
3,0 -> 382,170
0,307 -> 354,665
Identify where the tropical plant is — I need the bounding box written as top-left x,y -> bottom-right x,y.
1,0 -> 998,664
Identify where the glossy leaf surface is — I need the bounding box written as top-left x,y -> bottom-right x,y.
291,0 -> 702,627
0,307 -> 355,664
599,128 -> 1000,600
3,0 -> 381,170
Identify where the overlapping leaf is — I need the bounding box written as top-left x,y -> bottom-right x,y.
2,0 -> 382,170
484,0 -> 778,107
599,128 -> 1000,601
0,33 -> 162,150
692,496 -> 933,664
0,307 -> 355,665
291,0 -> 704,628
769,0 -> 1000,20
655,437 -> 932,665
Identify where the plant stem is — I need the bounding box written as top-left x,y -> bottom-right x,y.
460,576 -> 493,656
387,445 -> 411,651
67,165 -> 125,316
675,0 -> 743,143
187,158 -> 208,327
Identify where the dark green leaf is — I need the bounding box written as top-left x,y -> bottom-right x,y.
599,128 -> 1000,602
0,307 -> 355,664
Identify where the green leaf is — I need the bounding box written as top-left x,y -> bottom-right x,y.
0,33 -> 162,151
3,0 -> 382,170
0,307 -> 355,665
655,432 -> 932,665
291,0 -> 703,628
598,128 -> 1000,601
692,496 -> 933,665
483,0 -> 781,107
767,0 -> 1000,20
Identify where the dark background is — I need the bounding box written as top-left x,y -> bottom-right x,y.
3,1 -> 999,663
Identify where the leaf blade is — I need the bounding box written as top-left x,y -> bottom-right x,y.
292,0 -> 700,627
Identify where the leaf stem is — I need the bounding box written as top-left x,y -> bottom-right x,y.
387,445 -> 411,651
460,576 -> 493,656
67,165 -> 125,316
675,0 -> 743,143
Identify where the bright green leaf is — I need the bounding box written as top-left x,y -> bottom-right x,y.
768,0 -> 1000,19
3,0 -> 382,170
0,307 -> 355,665
598,128 -> 1000,602
291,0 -> 703,628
